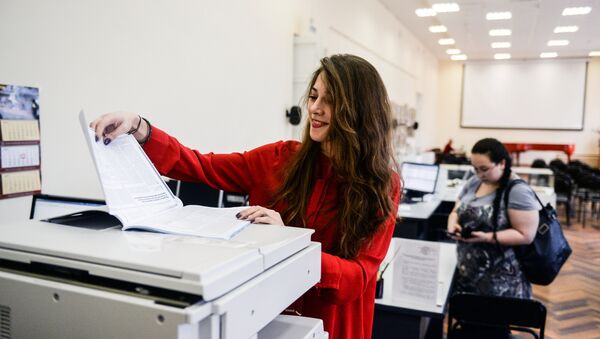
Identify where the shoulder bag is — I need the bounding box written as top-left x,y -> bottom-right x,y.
497,179 -> 572,285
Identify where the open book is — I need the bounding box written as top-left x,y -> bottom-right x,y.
79,111 -> 250,239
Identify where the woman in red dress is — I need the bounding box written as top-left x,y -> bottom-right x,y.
92,54 -> 400,339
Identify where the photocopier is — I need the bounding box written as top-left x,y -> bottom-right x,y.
0,220 -> 326,339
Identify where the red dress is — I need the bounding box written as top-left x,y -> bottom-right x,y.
144,127 -> 400,339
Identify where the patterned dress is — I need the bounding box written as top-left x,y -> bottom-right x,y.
454,176 -> 538,298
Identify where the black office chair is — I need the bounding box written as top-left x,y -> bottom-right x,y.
554,172 -> 575,226
177,181 -> 222,207
447,293 -> 546,339
531,159 -> 548,168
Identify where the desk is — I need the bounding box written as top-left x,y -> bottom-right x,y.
503,143 -> 575,165
396,198 -> 442,240
373,238 -> 457,339
398,199 -> 442,220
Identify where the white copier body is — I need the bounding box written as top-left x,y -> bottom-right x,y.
0,220 -> 321,339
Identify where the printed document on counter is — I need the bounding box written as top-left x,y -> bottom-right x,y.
392,238 -> 440,305
79,111 -> 249,239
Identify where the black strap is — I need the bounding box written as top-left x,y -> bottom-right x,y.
503,179 -> 545,210
493,178 -> 543,250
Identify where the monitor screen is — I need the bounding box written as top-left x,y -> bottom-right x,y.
30,194 -> 107,220
447,169 -> 468,181
401,162 -> 440,195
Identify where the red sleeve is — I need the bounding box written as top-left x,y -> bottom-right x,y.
315,174 -> 401,305
142,126 -> 294,193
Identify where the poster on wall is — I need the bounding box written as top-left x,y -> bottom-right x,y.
0,84 -> 39,120
0,83 -> 41,199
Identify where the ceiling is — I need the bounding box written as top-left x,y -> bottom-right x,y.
379,0 -> 600,61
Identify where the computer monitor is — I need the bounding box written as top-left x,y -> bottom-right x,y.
401,162 -> 440,201
447,169 -> 467,180
30,194 -> 107,220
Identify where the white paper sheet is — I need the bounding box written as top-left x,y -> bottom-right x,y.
79,111 -> 249,239
392,239 -> 440,305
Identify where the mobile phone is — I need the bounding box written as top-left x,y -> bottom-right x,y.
445,230 -> 460,238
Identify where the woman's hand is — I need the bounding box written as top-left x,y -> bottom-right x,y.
90,112 -> 145,145
447,223 -> 462,240
236,206 -> 284,225
447,224 -> 494,243
461,231 -> 494,244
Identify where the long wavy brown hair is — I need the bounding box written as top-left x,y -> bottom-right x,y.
274,54 -> 398,259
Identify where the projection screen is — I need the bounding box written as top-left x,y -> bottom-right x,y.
460,59 -> 587,130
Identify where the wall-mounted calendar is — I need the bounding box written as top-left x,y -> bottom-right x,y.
0,84 -> 41,199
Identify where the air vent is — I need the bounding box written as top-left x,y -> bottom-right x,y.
0,305 -> 10,339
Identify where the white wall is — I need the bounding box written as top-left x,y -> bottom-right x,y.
435,59 -> 600,164
0,0 -> 439,221
308,0 -> 439,150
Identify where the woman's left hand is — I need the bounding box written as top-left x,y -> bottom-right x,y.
237,206 -> 284,225
461,231 -> 494,244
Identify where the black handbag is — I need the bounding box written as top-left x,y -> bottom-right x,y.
500,179 -> 572,285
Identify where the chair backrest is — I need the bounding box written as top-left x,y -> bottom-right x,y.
178,181 -> 222,207
222,191 -> 248,207
531,159 -> 548,168
554,172 -> 574,197
169,180 -> 248,208
549,159 -> 567,172
448,293 -> 546,339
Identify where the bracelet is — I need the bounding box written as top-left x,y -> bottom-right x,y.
139,117 -> 153,145
127,115 -> 142,135
492,231 -> 499,245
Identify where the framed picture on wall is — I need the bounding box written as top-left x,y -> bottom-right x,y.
0,84 -> 39,120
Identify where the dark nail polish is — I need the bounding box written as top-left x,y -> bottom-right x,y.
95,135 -> 99,142
103,138 -> 111,145
235,213 -> 241,219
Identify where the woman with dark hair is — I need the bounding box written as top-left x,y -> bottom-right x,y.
91,54 -> 400,339
447,138 -> 539,298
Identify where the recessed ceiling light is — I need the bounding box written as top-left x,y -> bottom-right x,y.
438,38 -> 455,45
491,42 -> 511,49
486,12 -> 512,20
429,25 -> 448,33
547,40 -> 569,46
446,49 -> 461,55
540,52 -> 558,58
554,26 -> 579,33
489,29 -> 511,37
494,53 -> 511,60
431,3 -> 460,13
415,8 -> 437,17
451,54 -> 467,61
590,51 -> 600,57
562,7 -> 592,16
